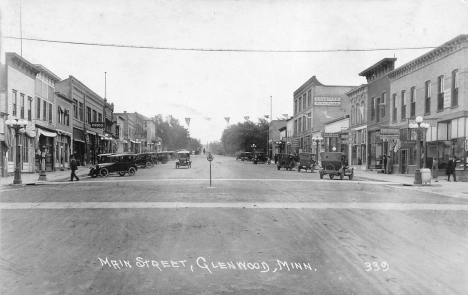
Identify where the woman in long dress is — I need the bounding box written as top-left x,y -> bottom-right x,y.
431,157 -> 438,182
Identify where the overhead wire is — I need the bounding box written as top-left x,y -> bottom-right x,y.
2,35 -> 460,53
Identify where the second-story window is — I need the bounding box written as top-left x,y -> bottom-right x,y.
437,75 -> 444,111
49,103 -> 52,123
299,97 -> 302,112
20,93 -> 25,118
98,113 -> 102,122
73,99 -> 78,118
392,94 -> 397,122
43,101 -> 47,121
36,97 -> 41,119
298,118 -> 302,133
401,91 -> 406,120
381,92 -> 386,118
303,93 -> 306,109
371,97 -> 375,121
307,90 -> 311,107
452,69 -> 458,107
58,107 -> 62,124
79,102 -> 83,121
425,81 -> 431,114
12,90 -> 17,116
92,110 -> 97,122
28,97 -> 32,121
307,112 -> 311,129
351,105 -> 355,125
360,101 -> 365,122
294,100 -> 297,115
410,87 -> 416,118
87,107 -> 91,123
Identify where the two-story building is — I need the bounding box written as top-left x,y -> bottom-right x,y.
114,111 -> 136,152
346,85 -> 368,170
268,119 -> 287,159
358,58 -> 396,172
292,76 -> 355,156
54,91 -> 73,170
112,114 -> 126,153
2,53 -> 39,175
388,34 -> 467,181
143,119 -> 157,152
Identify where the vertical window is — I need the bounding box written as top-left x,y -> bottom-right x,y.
43,101 -> 47,121
79,102 -> 83,121
410,87 -> 416,118
294,120 -> 297,135
22,135 -> 28,162
303,116 -> 306,131
49,103 -> 52,123
98,113 -> 102,122
28,97 -> 32,121
452,70 -> 458,107
307,90 -> 311,107
58,107 -> 62,124
371,97 -> 375,121
92,110 -> 97,122
425,81 -> 431,114
351,105 -> 355,125
303,94 -> 306,109
401,91 -> 406,120
299,97 -> 302,112
66,110 -> 70,126
36,97 -> 41,119
298,118 -> 302,133
381,92 -> 386,118
73,99 -> 78,118
437,75 -> 444,111
361,101 -> 365,122
12,90 -> 17,116
308,112 -> 311,129
294,100 -> 297,115
87,107 -> 91,123
20,93 -> 25,118
392,94 -> 397,122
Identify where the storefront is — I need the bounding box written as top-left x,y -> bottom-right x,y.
5,126 -> 36,173
368,129 -> 388,171
55,131 -> 71,171
350,127 -> 367,169
36,128 -> 57,172
324,133 -> 340,152
73,128 -> 86,166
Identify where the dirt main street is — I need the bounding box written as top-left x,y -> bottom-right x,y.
1,155 -> 467,294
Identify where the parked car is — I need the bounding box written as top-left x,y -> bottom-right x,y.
252,151 -> 270,164
89,153 -> 138,177
175,151 -> 192,169
297,152 -> 317,173
276,153 -> 296,170
241,152 -> 253,161
135,153 -> 155,168
88,153 -> 115,177
157,152 -> 171,164
319,152 -> 354,180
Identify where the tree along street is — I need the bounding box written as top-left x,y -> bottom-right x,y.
1,155 -> 466,294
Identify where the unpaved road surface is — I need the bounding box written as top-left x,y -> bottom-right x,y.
1,155 -> 467,294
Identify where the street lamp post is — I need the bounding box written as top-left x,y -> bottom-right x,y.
312,136 -> 323,166
409,116 -> 430,185
5,118 -> 28,184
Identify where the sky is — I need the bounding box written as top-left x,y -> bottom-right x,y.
2,0 -> 468,144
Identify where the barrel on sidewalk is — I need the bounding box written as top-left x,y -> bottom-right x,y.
420,168 -> 432,185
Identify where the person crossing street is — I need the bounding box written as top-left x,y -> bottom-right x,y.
70,155 -> 80,181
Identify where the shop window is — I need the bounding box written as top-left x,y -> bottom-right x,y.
424,81 -> 431,114
21,135 -> 28,163
452,138 -> 466,170
452,70 -> 458,107
401,91 -> 406,120
12,90 -> 17,116
437,75 -> 444,111
410,87 -> 416,118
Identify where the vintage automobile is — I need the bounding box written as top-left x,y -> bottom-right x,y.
88,153 -> 115,177
252,151 -> 271,164
241,152 -> 253,162
156,151 -> 172,164
319,152 -> 354,180
276,153 -> 296,170
175,151 -> 192,169
297,152 -> 317,173
89,153 -> 138,177
135,153 -> 155,168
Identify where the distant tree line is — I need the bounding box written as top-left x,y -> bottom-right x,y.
221,119 -> 269,154
152,114 -> 202,151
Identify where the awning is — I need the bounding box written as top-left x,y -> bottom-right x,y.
37,128 -> 57,138
86,130 -> 96,135
57,130 -> 72,136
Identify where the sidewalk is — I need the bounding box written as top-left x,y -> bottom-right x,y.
354,170 -> 467,198
0,167 -> 90,186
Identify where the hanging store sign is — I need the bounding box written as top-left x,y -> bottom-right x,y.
314,97 -> 341,106
323,133 -> 340,137
90,122 -> 104,129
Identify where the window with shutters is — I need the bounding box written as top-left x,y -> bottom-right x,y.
43,100 -> 47,121
392,94 -> 397,122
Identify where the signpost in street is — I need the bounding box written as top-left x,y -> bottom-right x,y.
207,152 -> 214,187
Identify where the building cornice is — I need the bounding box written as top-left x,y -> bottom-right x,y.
293,76 -> 323,96
35,64 -> 61,81
388,35 -> 468,81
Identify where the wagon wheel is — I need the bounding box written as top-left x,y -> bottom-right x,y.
349,170 -> 354,180
329,174 -> 334,179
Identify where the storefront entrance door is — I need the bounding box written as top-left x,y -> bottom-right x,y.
401,149 -> 407,174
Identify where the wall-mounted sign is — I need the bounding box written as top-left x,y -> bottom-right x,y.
400,140 -> 416,149
314,97 -> 341,106
380,128 -> 400,136
90,122 -> 104,129
323,133 -> 340,137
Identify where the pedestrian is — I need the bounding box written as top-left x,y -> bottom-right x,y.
274,154 -> 278,164
70,155 -> 80,181
431,157 -> 439,182
383,155 -> 388,174
203,148 -> 205,155
446,157 -> 457,182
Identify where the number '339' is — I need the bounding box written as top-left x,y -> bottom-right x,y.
365,262 -> 389,271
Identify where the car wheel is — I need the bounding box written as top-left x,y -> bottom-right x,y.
349,171 -> 354,180
128,167 -> 136,176
118,172 -> 126,176
329,174 -> 334,179
146,161 -> 153,168
320,172 -> 324,179
100,168 -> 109,177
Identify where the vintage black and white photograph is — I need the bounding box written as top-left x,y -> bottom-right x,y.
1,0 -> 467,294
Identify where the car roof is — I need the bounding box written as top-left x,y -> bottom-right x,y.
108,153 -> 137,157
97,153 -> 115,156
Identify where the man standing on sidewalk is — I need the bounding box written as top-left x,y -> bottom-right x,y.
446,157 -> 456,182
70,155 -> 80,181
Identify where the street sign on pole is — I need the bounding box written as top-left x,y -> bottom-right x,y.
207,153 -> 214,187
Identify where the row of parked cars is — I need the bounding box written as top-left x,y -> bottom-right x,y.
88,151 -> 177,178
236,151 -> 271,164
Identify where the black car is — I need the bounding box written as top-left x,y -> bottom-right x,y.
135,153 -> 155,168
252,152 -> 270,164
88,153 -> 115,177
89,153 -> 138,177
